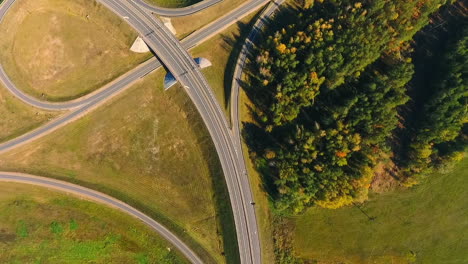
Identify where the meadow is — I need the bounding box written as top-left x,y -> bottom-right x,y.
0,182 -> 187,263
0,69 -> 232,264
0,0 -> 150,101
294,158 -> 468,263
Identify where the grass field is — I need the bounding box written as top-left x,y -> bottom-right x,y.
0,84 -> 61,143
170,0 -> 246,39
0,69 -> 235,264
0,0 -> 151,101
145,0 -> 201,8
0,182 -> 187,263
294,157 -> 468,263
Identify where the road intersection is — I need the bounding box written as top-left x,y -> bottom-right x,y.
0,0 -> 283,263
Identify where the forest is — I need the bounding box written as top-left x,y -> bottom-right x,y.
245,0 -> 467,214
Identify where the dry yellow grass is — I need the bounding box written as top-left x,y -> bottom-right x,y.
0,0 -> 151,101
0,70 -> 227,263
170,0 -> 246,39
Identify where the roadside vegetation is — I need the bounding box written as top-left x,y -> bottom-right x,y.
0,0 -> 151,101
0,84 -> 61,143
0,69 -> 235,264
0,182 -> 188,263
145,0 -> 201,8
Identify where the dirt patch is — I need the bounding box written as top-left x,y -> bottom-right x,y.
371,161 -> 402,193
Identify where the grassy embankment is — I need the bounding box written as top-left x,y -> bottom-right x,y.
0,182 -> 188,263
0,0 -> 151,101
144,0 -> 201,8
0,69 -> 235,264
170,0 -> 246,39
0,84 -> 61,143
294,157 -> 468,263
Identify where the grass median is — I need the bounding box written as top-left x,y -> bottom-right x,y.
0,0 -> 151,101
0,69 -> 235,264
0,182 -> 188,263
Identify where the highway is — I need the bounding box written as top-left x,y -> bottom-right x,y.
0,0 -> 270,152
0,0 -> 268,111
95,1 -> 261,263
0,172 -> 203,264
0,0 -> 280,263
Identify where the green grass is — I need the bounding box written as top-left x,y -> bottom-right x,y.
145,0 -> 201,8
294,157 -> 468,263
0,182 -> 188,264
0,69 -> 233,264
0,0 -> 151,101
0,84 -> 61,143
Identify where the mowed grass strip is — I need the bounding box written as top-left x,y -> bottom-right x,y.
0,70 -> 230,264
0,182 -> 188,263
0,84 -> 61,143
294,157 -> 468,264
144,0 -> 201,8
0,0 -> 151,101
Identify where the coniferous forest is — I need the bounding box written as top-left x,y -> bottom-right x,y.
244,0 -> 467,214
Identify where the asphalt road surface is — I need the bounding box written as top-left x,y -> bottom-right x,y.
0,172 -> 203,264
0,0 -> 278,263
95,1 -> 262,263
0,0 -> 269,155
0,0 -> 267,111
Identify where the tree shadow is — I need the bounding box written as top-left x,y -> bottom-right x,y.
219,12 -> 263,111
224,3 -> 301,203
